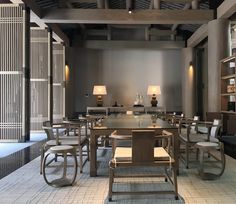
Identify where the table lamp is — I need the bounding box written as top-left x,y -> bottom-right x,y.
93,85 -> 107,107
147,85 -> 161,107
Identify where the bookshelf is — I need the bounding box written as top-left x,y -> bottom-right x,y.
220,55 -> 236,113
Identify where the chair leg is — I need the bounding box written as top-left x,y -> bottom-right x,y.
164,167 -> 168,182
196,148 -> 199,161
40,145 -> 45,174
108,166 -> 114,201
172,164 -> 178,200
185,143 -> 189,169
87,141 -> 90,161
198,149 -> 204,177
63,152 -> 68,178
219,144 -> 226,177
79,146 -> 83,173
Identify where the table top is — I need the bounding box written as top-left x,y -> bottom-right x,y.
92,114 -> 176,130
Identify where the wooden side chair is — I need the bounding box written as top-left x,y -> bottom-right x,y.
108,130 -> 178,201
195,119 -> 225,180
178,116 -> 207,168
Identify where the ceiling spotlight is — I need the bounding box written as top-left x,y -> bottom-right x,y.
128,8 -> 132,14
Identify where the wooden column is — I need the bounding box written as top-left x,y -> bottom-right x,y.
182,47 -> 195,117
48,28 -> 53,123
208,18 -> 230,112
22,5 -> 31,141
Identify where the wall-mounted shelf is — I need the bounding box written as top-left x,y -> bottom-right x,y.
221,111 -> 236,114
220,55 -> 236,113
221,93 -> 236,96
221,74 -> 236,80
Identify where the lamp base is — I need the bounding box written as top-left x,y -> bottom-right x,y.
151,96 -> 158,107
96,96 -> 103,107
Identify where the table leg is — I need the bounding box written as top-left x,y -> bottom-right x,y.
171,129 -> 179,175
90,131 -> 97,177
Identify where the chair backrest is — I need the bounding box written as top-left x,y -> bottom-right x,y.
132,130 -> 155,163
42,121 -> 54,140
210,119 -> 221,139
126,111 -> 133,115
191,116 -> 200,131
193,116 -> 199,121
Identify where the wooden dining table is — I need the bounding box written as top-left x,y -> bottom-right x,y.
89,114 -> 179,177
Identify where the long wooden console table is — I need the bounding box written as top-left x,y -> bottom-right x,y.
87,106 -> 166,115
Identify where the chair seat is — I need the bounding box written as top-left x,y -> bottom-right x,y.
49,145 -> 75,154
114,147 -> 170,162
179,133 -> 207,143
196,142 -> 219,148
209,137 -> 219,143
46,136 -> 87,146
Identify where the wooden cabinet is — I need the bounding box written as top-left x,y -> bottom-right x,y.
220,55 -> 236,113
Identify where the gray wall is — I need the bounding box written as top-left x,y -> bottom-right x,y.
66,48 -> 182,115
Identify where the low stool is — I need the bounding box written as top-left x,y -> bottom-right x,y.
42,145 -> 78,187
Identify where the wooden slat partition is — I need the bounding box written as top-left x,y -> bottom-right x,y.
30,28 -> 49,131
53,43 -> 65,122
0,5 -> 24,142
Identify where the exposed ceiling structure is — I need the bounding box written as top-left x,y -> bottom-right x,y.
2,0 -> 226,47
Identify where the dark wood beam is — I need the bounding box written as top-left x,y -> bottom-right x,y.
42,9 -> 214,25
217,0 -> 236,19
83,40 -> 185,49
47,24 -> 70,46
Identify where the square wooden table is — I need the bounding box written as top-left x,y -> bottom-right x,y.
90,114 -> 179,177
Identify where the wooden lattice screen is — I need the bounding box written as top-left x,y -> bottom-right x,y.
30,28 -> 49,131
53,43 -> 65,122
0,5 -> 25,141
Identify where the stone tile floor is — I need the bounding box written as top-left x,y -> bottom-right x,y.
0,149 -> 236,204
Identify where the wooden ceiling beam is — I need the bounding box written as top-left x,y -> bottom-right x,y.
47,24 -> 70,46
83,40 -> 185,49
171,3 -> 191,30
10,0 -> 70,45
161,0 -> 195,2
217,0 -> 236,19
110,24 -> 149,29
68,0 -> 96,3
187,24 -> 208,47
42,9 -> 214,24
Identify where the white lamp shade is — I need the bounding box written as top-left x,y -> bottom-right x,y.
93,85 -> 107,95
147,85 -> 161,95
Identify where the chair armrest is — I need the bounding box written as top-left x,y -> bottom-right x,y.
155,130 -> 173,154
110,131 -> 132,157
52,123 -> 68,128
196,121 -> 213,126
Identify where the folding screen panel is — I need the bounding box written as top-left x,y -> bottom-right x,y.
53,43 -> 65,121
30,28 -> 49,131
0,5 -> 25,141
